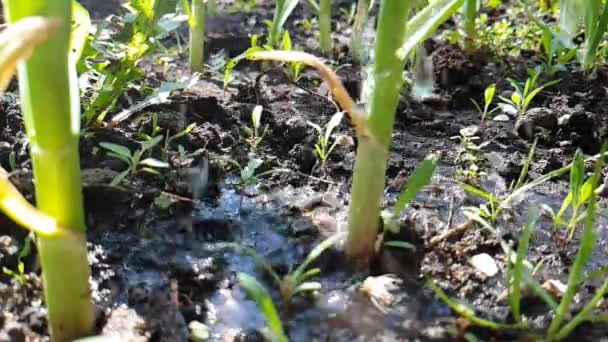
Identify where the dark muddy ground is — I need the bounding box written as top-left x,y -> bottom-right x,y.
1,1 -> 608,341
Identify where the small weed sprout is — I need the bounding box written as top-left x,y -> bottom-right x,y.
2,235 -> 32,286
307,111 -> 344,166
470,83 -> 496,120
245,105 -> 269,149
235,233 -> 342,307
451,126 -> 488,180
281,31 -> 304,81
546,149 -> 602,238
499,70 -> 558,115
100,135 -> 169,185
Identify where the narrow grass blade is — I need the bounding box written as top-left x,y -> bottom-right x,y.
237,273 -> 288,342
510,207 -> 539,323
427,280 -> 524,330
388,154 -> 438,227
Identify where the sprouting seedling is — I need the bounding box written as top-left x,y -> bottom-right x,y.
470,83 -> 497,120
546,149 -> 602,238
2,234 -> 33,286
134,113 -> 163,141
237,273 -> 288,342
162,123 -> 197,160
280,31 -> 304,82
307,112 -> 345,166
99,135 -> 169,186
234,233 -> 343,308
498,70 -> 559,115
245,105 -> 269,149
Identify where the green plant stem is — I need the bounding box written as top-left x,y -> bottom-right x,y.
189,0 -> 206,72
269,0 -> 285,48
583,2 -> 608,68
346,0 -> 410,262
319,0 -> 332,56
351,0 -> 370,64
2,0 -> 94,340
462,0 -> 476,53
207,0 -> 217,15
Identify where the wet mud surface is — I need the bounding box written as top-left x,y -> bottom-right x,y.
1,1 -> 608,341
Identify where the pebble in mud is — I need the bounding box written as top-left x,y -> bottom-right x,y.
514,107 -> 558,141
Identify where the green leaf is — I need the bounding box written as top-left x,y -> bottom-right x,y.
570,149 -> 585,206
484,84 -> 496,110
281,30 -> 292,51
140,134 -> 164,153
401,0 -> 464,58
391,154 -> 438,220
384,240 -> 416,250
110,169 -> 131,186
72,1 -> 92,63
510,207 -> 538,323
100,142 -> 132,158
237,273 -> 288,342
277,0 -> 300,29
324,112 -> 344,144
292,233 -> 342,281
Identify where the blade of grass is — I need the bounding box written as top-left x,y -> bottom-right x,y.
510,207 -> 539,323
237,273 -> 288,342
547,143 -> 606,339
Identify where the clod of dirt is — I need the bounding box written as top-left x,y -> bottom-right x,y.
514,107 -> 558,141
558,109 -> 606,153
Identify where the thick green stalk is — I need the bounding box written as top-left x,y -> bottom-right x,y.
346,0 -> 410,261
351,0 -> 370,64
462,0 -> 477,53
189,0 -> 206,72
319,0 -> 332,56
3,0 -> 94,340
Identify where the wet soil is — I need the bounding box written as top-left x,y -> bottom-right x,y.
1,1 -> 608,341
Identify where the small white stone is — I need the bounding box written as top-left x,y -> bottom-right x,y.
470,253 -> 499,277
493,114 -> 511,122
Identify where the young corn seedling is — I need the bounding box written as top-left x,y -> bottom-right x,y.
235,233 -> 343,307
470,83 -> 496,121
268,0 -> 300,49
181,0 -> 207,72
0,7 -> 94,340
307,111 -> 344,168
248,0 -> 463,262
245,105 -> 269,150
100,135 -> 169,186
498,70 -> 558,115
